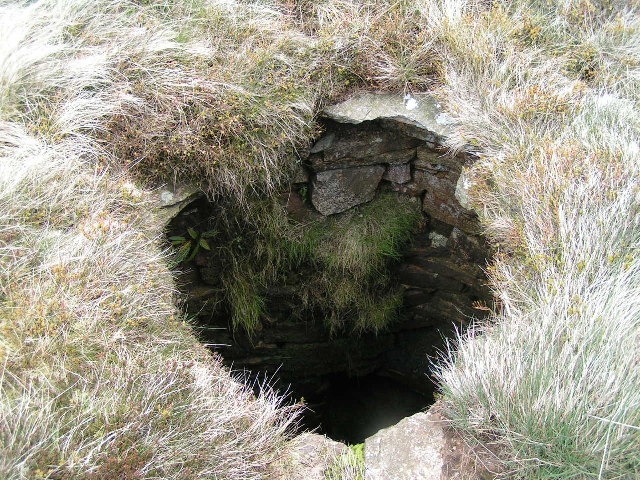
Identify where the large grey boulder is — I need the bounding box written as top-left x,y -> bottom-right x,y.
365,410 -> 445,480
365,405 -> 501,480
311,165 -> 385,215
322,92 -> 455,141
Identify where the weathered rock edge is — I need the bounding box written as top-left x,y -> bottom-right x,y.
365,402 -> 501,480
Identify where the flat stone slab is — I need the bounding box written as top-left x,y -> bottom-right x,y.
309,128 -> 421,171
154,184 -> 201,226
384,163 -> 411,184
311,165 -> 384,215
322,93 -> 455,139
415,145 -> 462,171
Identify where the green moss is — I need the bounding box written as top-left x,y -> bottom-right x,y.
224,273 -> 265,333
324,443 -> 365,480
353,289 -> 404,333
182,192 -> 421,335
314,193 -> 422,278
297,193 -> 422,333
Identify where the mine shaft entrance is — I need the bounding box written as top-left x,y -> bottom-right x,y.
300,372 -> 434,444
165,115 -> 493,444
167,193 -> 491,444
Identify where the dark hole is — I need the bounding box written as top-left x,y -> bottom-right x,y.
167,189 -> 494,444
165,114 -> 496,444
299,372 -> 434,444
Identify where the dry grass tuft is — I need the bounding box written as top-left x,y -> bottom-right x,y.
430,1 -> 640,478
1,1 -> 301,478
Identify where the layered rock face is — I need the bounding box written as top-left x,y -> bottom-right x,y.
173,93 -> 492,402
294,94 -> 489,391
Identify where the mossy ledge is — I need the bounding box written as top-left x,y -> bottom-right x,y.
2,1 -> 639,479
169,191 -> 423,336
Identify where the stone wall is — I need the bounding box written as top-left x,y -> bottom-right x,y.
173,93 -> 493,398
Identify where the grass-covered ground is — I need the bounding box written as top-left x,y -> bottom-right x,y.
1,0 -> 638,479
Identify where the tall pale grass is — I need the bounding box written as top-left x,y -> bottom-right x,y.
428,1 -> 640,477
0,1 -> 301,478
